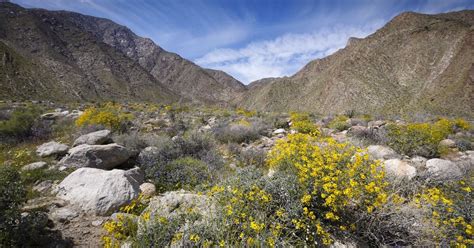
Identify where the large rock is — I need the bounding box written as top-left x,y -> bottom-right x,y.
384,159 -> 417,180
56,168 -> 143,216
438,139 -> 456,149
59,144 -> 130,170
36,141 -> 69,157
426,159 -> 462,180
73,129 -> 112,147
367,145 -> 399,160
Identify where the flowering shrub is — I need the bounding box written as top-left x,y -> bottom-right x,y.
386,118 -> 470,157
414,181 -> 473,247
236,108 -> 257,118
290,112 -> 320,135
75,102 -> 133,131
267,133 -> 389,245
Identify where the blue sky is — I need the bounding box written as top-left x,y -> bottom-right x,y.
11,0 -> 474,83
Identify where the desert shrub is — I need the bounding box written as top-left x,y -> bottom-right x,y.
213,120 -> 263,144
75,102 -> 134,131
413,179 -> 473,247
238,148 -> 267,167
455,139 -> 472,152
328,115 -> 351,131
102,194 -> 152,247
267,133 -> 389,245
0,166 -> 26,246
0,106 -> 41,142
290,112 -> 320,135
138,132 -> 223,187
386,118 -> 469,158
236,108 -> 257,118
155,157 -> 212,192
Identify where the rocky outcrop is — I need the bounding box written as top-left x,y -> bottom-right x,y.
59,144 -> 130,170
56,168 -> 143,216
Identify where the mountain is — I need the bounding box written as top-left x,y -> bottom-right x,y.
0,2 -> 246,104
239,11 -> 474,118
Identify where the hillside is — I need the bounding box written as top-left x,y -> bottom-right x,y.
0,2 -> 246,104
239,11 -> 474,118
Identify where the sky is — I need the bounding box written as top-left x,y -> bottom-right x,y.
11,0 -> 474,84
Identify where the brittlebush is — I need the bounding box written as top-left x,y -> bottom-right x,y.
267,133 -> 388,245
75,102 -> 133,131
290,112 -> 320,135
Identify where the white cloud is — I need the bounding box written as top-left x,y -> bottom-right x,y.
195,21 -> 384,84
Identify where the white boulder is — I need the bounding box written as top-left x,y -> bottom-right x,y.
36,141 -> 69,157
384,159 -> 417,180
59,143 -> 130,170
56,168 -> 143,216
73,129 -> 112,147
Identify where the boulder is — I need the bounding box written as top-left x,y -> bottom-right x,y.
41,112 -> 66,120
59,144 -> 130,170
22,161 -> 47,171
439,139 -> 456,148
426,159 -> 462,180
137,146 -> 160,169
73,129 -> 112,147
384,159 -> 417,180
36,141 -> 69,157
139,183 -> 156,197
367,145 -> 399,160
56,168 -> 143,216
50,207 -> 78,223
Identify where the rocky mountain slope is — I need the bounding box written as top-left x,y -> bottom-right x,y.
239,11 -> 474,118
0,2 -> 246,104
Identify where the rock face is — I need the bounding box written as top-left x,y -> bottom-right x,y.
36,141 -> 69,157
56,168 -> 142,216
384,159 -> 417,180
367,145 -> 400,160
0,2 -> 246,105
59,144 -> 130,169
239,11 -> 474,118
426,158 -> 462,180
73,130 -> 112,147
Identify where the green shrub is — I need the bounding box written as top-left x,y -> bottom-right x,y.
213,120 -> 264,144
0,106 -> 41,142
0,166 -> 26,246
386,118 -> 468,158
155,157 -> 212,192
328,115 -> 351,131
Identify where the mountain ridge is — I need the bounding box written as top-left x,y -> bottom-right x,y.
0,2 -> 246,104
239,10 -> 474,118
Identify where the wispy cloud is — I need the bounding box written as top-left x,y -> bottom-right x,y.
195,21 -> 384,83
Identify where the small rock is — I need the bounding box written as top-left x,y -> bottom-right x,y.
33,180 -> 53,194
91,220 -> 104,227
73,129 -> 112,147
36,141 -> 69,158
22,161 -> 47,171
140,183 -> 156,197
273,128 -> 286,135
50,207 -> 79,223
347,125 -> 368,137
